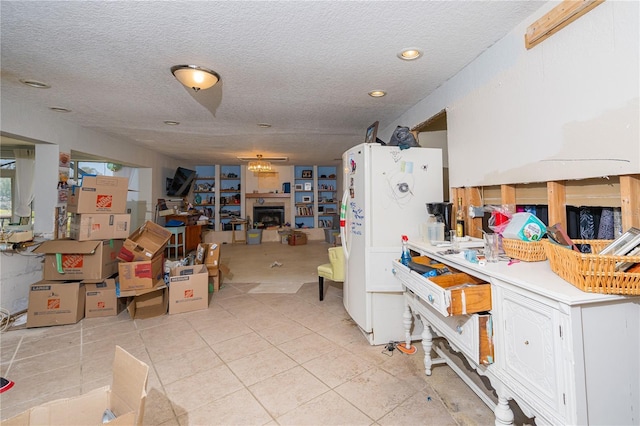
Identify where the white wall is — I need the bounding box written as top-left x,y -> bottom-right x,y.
383,1 -> 639,187
1,98 -> 182,314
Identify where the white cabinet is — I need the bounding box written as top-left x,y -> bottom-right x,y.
394,240 -> 640,426
492,285 -> 567,423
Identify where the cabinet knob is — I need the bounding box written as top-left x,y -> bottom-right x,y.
456,325 -> 463,334
427,294 -> 434,303
524,340 -> 529,345
392,268 -> 396,275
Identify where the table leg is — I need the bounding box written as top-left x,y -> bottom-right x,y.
420,317 -> 434,376
494,395 -> 515,425
402,299 -> 413,350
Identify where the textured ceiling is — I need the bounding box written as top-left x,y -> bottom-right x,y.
1,1 -> 545,166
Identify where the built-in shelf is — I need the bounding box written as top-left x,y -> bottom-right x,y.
245,193 -> 290,198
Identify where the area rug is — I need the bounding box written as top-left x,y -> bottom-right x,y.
247,282 -> 304,294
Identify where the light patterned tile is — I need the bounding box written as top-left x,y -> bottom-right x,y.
0,363 -> 82,410
178,388 -> 272,426
255,319 -> 312,346
154,346 -> 223,386
209,331 -> 273,363
275,390 -> 372,426
378,391 -> 457,426
196,317 -> 253,345
14,329 -> 82,361
144,385 -> 179,426
4,346 -> 81,381
249,366 -> 329,418
227,347 -> 297,387
303,347 -> 376,389
335,367 -> 415,421
164,364 -> 244,416
277,333 -> 338,364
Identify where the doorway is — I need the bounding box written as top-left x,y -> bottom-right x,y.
412,109 -> 449,202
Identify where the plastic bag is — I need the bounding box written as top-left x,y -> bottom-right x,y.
485,204 -> 515,234
387,126 -> 419,149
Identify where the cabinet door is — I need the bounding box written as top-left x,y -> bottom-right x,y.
498,287 -> 566,420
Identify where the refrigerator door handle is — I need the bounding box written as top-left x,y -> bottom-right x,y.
340,189 -> 350,260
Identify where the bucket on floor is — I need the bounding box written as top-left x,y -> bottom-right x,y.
247,229 -> 263,245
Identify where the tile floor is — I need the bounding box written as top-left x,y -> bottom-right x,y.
0,240 -> 496,425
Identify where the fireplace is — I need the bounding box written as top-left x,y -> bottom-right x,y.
253,205 -> 285,228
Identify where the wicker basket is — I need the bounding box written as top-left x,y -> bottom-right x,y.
543,239 -> 640,295
501,238 -> 547,262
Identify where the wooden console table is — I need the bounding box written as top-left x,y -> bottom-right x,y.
164,213 -> 202,252
393,240 -> 639,425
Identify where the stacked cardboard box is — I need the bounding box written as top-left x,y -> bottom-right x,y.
168,264 -> 210,314
28,177 -> 132,328
116,220 -> 172,319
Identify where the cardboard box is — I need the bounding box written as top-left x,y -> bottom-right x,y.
7,230 -> 34,243
127,287 -> 168,319
69,213 -> 131,241
34,239 -> 123,281
85,279 -> 127,318
118,221 -> 172,262
204,243 -> 221,277
2,346 -> 149,425
67,175 -> 129,214
288,231 -> 308,246
118,255 -> 164,292
169,264 -> 209,314
26,281 -> 85,328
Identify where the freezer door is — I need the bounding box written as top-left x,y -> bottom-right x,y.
367,144 -> 443,247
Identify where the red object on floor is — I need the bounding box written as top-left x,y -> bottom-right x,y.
0,377 -> 14,393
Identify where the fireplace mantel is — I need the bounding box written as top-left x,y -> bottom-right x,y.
246,193 -> 290,198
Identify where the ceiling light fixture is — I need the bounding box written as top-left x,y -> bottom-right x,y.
163,120 -> 180,125
171,65 -> 220,92
237,156 -> 288,162
247,155 -> 273,173
20,79 -> 50,89
49,106 -> 71,113
397,48 -> 423,61
257,123 -> 272,128
368,90 -> 386,98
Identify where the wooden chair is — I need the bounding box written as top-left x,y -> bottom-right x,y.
317,247 -> 345,301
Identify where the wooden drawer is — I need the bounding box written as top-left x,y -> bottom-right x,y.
393,259 -> 491,317
406,291 -> 494,365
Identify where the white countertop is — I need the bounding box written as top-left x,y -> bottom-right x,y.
407,240 -> 634,306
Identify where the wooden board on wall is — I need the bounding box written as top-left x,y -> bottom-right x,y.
565,177 -> 621,207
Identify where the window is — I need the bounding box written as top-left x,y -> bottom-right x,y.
0,160 -> 15,225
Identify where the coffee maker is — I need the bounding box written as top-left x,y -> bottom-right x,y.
426,202 -> 453,237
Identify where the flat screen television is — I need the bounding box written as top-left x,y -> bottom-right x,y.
166,167 -> 196,197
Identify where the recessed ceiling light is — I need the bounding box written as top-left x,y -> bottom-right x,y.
257,123 -> 272,128
368,90 -> 386,98
163,120 -> 180,125
397,48 -> 423,61
49,106 -> 71,113
19,79 -> 51,89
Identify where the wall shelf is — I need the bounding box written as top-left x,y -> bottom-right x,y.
246,193 -> 290,198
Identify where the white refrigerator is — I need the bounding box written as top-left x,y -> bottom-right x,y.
340,143 -> 443,345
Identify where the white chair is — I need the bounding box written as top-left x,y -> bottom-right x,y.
166,225 -> 186,259
317,247 -> 345,301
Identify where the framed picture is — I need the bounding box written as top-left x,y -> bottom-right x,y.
302,196 -> 312,202
318,206 -> 324,213
304,182 -> 312,191
600,227 -> 640,256
294,183 -> 303,191
302,170 -> 313,179
365,121 -> 379,143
